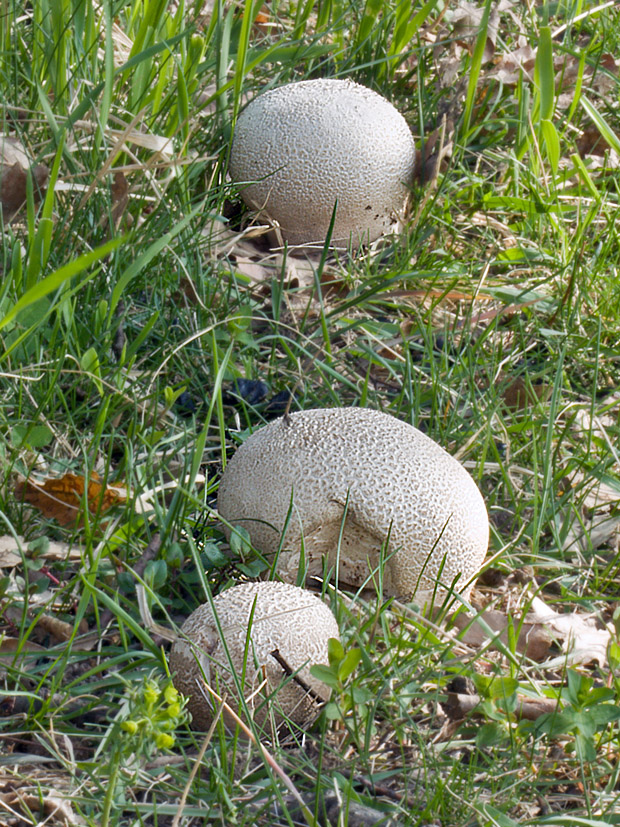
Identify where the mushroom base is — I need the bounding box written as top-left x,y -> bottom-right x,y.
273,512 -> 476,608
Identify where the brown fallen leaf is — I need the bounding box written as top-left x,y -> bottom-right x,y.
456,595 -> 612,667
577,126 -> 617,159
502,375 -> 550,410
450,0 -> 503,64
488,44 -> 536,85
561,469 -> 620,510
0,792 -> 84,827
0,636 -> 46,655
0,134 -> 30,168
453,606 -> 553,661
557,52 -> 618,110
525,595 -> 611,667
414,117 -> 455,185
15,472 -> 127,526
35,614 -> 77,643
104,169 -> 130,232
0,134 -> 48,219
445,691 -> 558,721
0,636 -> 47,680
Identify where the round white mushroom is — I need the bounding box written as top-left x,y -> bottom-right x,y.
169,581 -> 338,730
217,408 -> 489,607
229,78 -> 416,247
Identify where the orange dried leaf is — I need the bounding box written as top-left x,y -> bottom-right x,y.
16,472 -> 126,526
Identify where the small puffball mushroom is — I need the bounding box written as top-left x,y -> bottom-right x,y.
169,581 -> 339,730
218,408 -> 489,607
229,78 -> 416,247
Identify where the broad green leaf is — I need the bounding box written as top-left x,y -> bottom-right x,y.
81,347 -> 103,395
486,676 -> 519,701
11,424 -> 53,449
534,26 -> 554,122
327,637 -> 345,667
541,118 -> 560,174
337,648 -> 362,682
309,664 -> 339,690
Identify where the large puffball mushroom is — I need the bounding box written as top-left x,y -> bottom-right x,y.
169,581 -> 339,730
229,78 -> 416,247
218,408 -> 489,607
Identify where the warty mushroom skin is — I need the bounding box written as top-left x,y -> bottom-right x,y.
217,408 -> 489,606
169,581 -> 338,730
229,78 -> 416,247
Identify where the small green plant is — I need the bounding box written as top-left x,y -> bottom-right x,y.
531,670 -> 620,763
97,674 -> 187,825
311,638 -> 373,746
472,673 -> 520,750
117,674 -> 186,752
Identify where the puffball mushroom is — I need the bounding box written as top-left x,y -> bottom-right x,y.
218,408 -> 489,607
169,581 -> 338,730
229,78 -> 416,247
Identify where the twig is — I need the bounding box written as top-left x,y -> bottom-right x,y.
269,648 -> 326,705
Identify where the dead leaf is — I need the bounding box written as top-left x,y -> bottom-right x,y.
450,0 -> 502,64
36,614 -> 76,643
0,535 -> 83,567
0,134 -> 31,167
414,118 -> 455,185
445,691 -> 557,721
15,472 -> 127,526
525,595 -> 611,667
98,170 -> 131,235
0,792 -> 83,826
561,510 -> 620,556
0,135 -> 49,219
110,170 -> 129,228
561,470 -> 620,510
455,596 -> 612,667
0,536 -> 23,568
488,44 -> 536,85
453,606 -> 553,660
177,274 -> 208,309
233,254 -> 273,283
0,636 -> 46,655
557,52 -> 618,110
577,126 -> 612,157
502,375 -> 550,410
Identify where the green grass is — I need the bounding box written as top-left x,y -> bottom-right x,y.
1,0 -> 620,824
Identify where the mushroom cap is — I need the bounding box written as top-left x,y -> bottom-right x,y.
229,78 -> 416,247
217,408 -> 489,607
169,581 -> 338,730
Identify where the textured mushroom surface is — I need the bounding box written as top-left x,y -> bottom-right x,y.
169,581 -> 338,730
218,408 -> 489,606
229,78 -> 416,246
